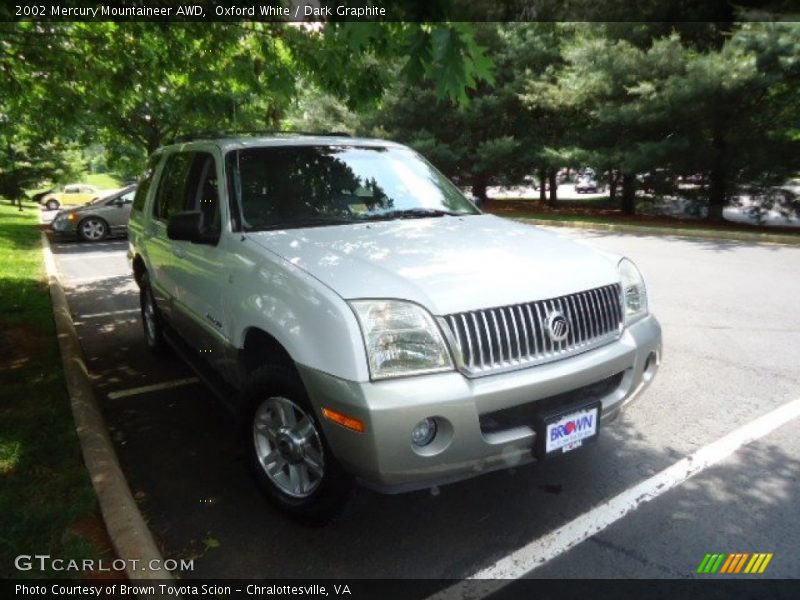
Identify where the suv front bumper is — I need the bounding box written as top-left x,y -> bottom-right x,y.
299,314 -> 661,493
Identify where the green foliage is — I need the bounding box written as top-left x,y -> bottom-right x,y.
1,20 -> 798,220
0,22 -> 494,179
369,24 -> 553,198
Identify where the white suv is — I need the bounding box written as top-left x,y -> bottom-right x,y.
128,134 -> 661,523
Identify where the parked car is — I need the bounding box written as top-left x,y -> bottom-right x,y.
128,134 -> 662,523
31,186 -> 57,204
575,176 -> 604,194
51,185 -> 136,241
40,184 -> 106,210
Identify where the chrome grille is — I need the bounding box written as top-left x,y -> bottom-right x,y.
443,284 -> 623,377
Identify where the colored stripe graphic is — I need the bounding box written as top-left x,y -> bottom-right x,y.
719,554 -> 738,573
758,553 -> 773,573
696,554 -> 713,573
734,553 -> 749,573
700,552 -> 773,574
745,554 -> 760,573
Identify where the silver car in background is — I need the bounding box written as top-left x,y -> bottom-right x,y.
51,185 -> 137,241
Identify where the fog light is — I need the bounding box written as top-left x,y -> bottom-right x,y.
411,418 -> 437,447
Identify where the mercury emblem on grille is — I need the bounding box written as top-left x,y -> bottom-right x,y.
547,311 -> 570,342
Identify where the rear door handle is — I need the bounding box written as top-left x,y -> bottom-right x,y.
172,247 -> 186,259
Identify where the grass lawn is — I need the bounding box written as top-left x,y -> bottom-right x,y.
27,173 -> 123,199
83,173 -> 122,190
0,200 -> 106,578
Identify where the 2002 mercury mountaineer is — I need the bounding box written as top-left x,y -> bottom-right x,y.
128,134 -> 662,523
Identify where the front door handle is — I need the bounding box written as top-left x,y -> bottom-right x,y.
172,247 -> 186,259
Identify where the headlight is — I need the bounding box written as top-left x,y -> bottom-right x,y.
618,258 -> 648,324
350,300 -> 454,380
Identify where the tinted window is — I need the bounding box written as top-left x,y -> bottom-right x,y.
225,145 -> 477,232
153,153 -> 194,221
184,154 -> 221,239
132,155 -> 161,213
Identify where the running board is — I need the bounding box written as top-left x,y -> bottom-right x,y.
163,328 -> 239,417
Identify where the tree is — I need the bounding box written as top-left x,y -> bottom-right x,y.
656,22 -> 800,221
545,27 -> 692,215
0,35 -> 86,201
550,21 -> 800,220
0,21 -> 494,180
368,23 -> 564,204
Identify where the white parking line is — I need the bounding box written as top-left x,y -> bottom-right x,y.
53,242 -> 126,249
57,252 -> 127,261
76,308 -> 140,319
107,378 -> 200,400
432,396 -> 800,599
64,274 -> 131,285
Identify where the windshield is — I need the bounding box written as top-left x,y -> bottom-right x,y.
225,145 -> 479,232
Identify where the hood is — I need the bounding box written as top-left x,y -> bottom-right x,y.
56,204 -> 90,215
248,214 -> 621,315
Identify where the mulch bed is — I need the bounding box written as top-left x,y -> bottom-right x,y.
483,199 -> 800,235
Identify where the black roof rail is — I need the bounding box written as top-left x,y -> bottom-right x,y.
169,129 -> 353,144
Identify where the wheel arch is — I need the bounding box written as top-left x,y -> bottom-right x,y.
132,254 -> 147,288
239,327 -> 299,379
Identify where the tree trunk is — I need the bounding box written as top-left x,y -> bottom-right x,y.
472,175 -> 488,208
707,126 -> 727,223
538,168 -> 547,203
608,170 -> 618,203
621,173 -> 636,215
548,169 -> 558,205
147,133 -> 162,155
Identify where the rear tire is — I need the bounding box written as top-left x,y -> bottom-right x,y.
139,272 -> 166,353
243,365 -> 353,525
46,199 -> 59,211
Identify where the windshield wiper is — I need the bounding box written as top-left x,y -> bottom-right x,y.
255,217 -> 353,231
363,208 -> 469,221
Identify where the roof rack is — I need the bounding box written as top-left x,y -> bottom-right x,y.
169,129 -> 353,144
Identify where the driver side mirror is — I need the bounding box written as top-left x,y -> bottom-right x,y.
167,211 -> 217,244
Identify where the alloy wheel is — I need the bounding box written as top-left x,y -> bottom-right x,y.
252,397 -> 325,498
80,218 -> 106,241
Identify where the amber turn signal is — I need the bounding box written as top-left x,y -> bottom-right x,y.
322,407 -> 365,433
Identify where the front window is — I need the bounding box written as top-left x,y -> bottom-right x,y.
225,145 -> 478,232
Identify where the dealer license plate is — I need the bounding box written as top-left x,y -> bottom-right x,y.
544,404 -> 600,455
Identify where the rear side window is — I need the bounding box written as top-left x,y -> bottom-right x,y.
184,154 -> 221,239
153,153 -> 194,221
132,155 -> 162,213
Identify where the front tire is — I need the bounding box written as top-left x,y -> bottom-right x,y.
45,199 -> 60,211
139,272 -> 166,353
244,365 -> 353,525
78,217 -> 108,242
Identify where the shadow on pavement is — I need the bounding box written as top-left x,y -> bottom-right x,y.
101,377 -> 798,581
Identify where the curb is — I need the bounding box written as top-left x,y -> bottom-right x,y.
513,217 -> 800,246
40,230 -> 174,587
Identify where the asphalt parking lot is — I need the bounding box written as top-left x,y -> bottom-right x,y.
42,210 -> 800,588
